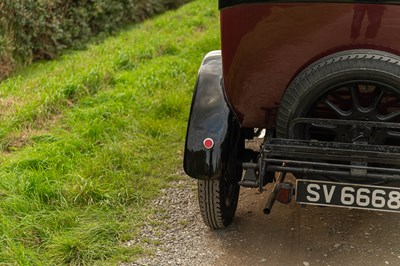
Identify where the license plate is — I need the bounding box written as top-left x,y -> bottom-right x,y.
296,179 -> 400,213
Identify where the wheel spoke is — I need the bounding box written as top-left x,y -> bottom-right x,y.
350,86 -> 363,112
378,111 -> 400,122
372,89 -> 385,110
323,99 -> 351,118
387,130 -> 400,139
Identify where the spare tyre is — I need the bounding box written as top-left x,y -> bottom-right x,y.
276,49 -> 400,183
277,49 -> 400,144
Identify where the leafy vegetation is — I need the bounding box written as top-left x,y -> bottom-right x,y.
0,0 -> 189,79
0,0 -> 219,264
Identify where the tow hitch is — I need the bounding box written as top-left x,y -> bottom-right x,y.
241,161 -> 294,215
263,164 -> 294,214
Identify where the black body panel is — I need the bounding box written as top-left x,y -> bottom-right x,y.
184,51 -> 238,180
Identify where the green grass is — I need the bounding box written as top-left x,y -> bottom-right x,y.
0,0 -> 219,264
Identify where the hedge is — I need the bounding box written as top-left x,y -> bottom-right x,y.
0,0 -> 188,80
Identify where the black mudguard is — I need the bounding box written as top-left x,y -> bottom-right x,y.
184,50 -> 239,180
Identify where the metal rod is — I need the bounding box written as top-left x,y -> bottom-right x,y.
267,165 -> 400,181
265,150 -> 400,165
263,165 -> 287,215
289,118 -> 400,138
265,138 -> 400,155
264,158 -> 400,174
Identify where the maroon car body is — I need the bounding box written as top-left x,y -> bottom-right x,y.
221,2 -> 400,128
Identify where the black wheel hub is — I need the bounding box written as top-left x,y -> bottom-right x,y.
349,125 -> 372,142
303,82 -> 400,146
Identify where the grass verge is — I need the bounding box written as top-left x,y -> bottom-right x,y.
0,0 -> 219,264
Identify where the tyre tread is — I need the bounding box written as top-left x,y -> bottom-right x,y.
198,179 -> 225,229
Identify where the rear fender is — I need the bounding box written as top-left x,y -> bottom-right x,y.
184,51 -> 237,180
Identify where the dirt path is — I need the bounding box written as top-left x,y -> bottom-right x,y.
217,181 -> 400,266
131,175 -> 400,266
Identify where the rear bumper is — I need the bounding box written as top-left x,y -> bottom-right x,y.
264,138 -> 400,182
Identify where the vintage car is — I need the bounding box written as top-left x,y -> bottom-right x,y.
184,0 -> 400,229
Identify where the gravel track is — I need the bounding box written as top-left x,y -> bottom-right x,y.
127,178 -> 223,265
